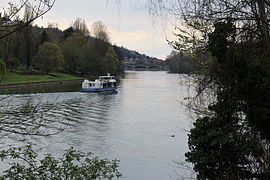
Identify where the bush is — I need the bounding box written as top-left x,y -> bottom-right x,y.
6,57 -> 20,72
0,145 -> 122,180
0,60 -> 7,80
34,42 -> 64,74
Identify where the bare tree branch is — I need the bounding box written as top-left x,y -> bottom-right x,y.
0,0 -> 55,39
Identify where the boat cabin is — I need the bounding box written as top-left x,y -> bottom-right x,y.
81,74 -> 117,93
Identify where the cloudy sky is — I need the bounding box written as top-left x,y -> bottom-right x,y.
31,0 -> 174,59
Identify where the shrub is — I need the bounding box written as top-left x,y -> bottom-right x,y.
6,57 -> 20,72
0,145 -> 122,180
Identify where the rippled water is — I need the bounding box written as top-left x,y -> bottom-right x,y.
0,71 -> 195,179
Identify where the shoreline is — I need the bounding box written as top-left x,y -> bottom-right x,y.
0,79 -> 84,90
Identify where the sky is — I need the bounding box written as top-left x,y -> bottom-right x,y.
30,0 -> 175,60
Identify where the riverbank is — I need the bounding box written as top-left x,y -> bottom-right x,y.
0,72 -> 84,94
0,72 -> 84,87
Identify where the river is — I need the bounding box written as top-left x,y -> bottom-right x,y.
0,71 -> 195,179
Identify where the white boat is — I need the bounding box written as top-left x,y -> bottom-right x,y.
81,74 -> 117,93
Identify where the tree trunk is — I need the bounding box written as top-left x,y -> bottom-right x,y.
257,0 -> 270,61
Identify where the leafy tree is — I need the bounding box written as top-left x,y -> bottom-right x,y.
187,19 -> 270,179
6,57 -> 20,72
23,3 -> 44,70
100,46 -> 119,75
40,30 -> 49,44
33,42 -> 64,73
165,51 -> 194,73
60,32 -> 93,75
113,45 -> 124,75
0,145 -> 122,180
63,27 -> 76,39
0,59 -> 7,80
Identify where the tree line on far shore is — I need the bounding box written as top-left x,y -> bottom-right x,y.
165,51 -> 195,74
0,17 -> 124,80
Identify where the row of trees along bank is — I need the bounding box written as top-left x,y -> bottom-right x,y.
0,17 -> 123,81
165,51 -> 196,74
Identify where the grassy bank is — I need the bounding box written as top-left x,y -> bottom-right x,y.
0,72 -> 84,86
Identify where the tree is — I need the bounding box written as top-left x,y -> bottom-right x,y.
185,17 -> 270,179
23,3 -> 34,69
60,32 -> 93,75
40,30 -> 48,44
92,21 -> 110,57
146,0 -> 270,178
0,59 -> 7,80
100,46 -> 119,75
165,51 -> 194,73
186,116 -> 262,179
92,21 -> 110,42
71,18 -> 90,37
113,45 -> 124,75
63,27 -> 75,39
33,42 -> 64,73
6,57 -> 20,72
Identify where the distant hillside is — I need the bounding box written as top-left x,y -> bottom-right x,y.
118,46 -> 162,61
36,27 -> 161,63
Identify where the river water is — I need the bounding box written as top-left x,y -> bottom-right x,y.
0,71 -> 195,179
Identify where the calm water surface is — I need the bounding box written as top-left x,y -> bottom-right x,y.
0,71 -> 195,179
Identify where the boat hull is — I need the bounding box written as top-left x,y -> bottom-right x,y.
81,87 -> 117,93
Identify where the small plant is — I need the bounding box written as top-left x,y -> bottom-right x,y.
0,145 -> 122,180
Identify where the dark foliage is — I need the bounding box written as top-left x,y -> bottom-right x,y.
165,51 -> 195,73
186,19 -> 270,179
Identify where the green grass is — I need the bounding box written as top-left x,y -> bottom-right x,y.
0,72 -> 84,86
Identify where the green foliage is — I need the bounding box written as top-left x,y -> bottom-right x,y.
60,31 -> 122,77
60,32 -> 93,75
0,60 -> 7,80
0,145 -> 122,180
0,20 -> 123,80
40,30 -> 48,44
165,51 -> 195,73
186,20 -> 270,178
34,42 -> 64,73
186,116 -> 262,179
100,47 -> 119,75
6,57 -> 20,72
63,27 -> 75,39
207,20 -> 235,64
